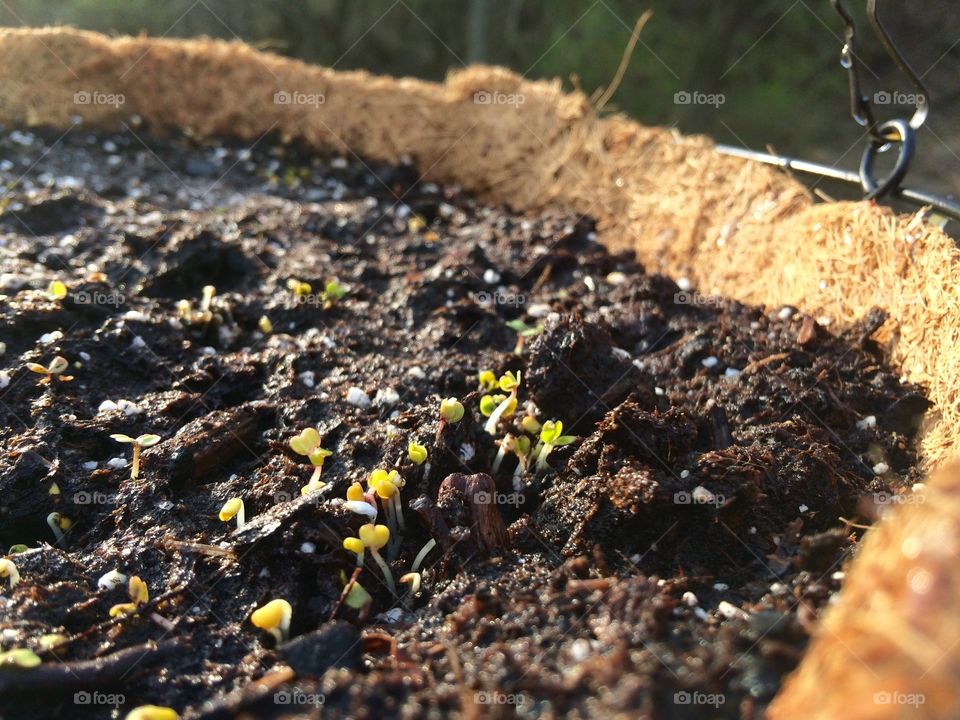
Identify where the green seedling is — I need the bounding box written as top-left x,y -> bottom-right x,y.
110,433 -> 161,480
535,420 -> 577,471
0,648 -> 41,669
46,512 -> 72,547
251,598 -> 292,643
26,355 -> 72,383
506,319 -> 544,355
439,398 -> 464,424
359,523 -> 395,596
37,633 -> 67,651
484,372 -> 521,435
289,428 -> 333,494
322,280 -> 347,305
0,558 -> 20,588
7,544 -> 28,555
478,370 -> 498,392
521,415 -> 542,434
218,497 -> 246,530
341,571 -> 372,610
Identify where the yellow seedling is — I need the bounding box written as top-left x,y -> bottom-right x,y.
199,285 -> 216,314
46,512 -> 72,547
369,468 -> 406,536
484,371 -> 521,435
258,315 -> 273,334
110,433 -> 161,480
250,598 -> 292,643
47,280 -> 67,301
38,633 -> 67,650
478,370 -> 498,392
343,536 -> 365,567
289,428 -> 333,494
521,415 -> 542,434
26,355 -> 73,383
218,497 -> 246,530
125,706 -> 180,720
407,441 -> 428,466
439,397 -> 464,424
0,558 -> 20,588
286,278 -> 312,298
344,481 -> 378,520
0,648 -> 41,668
359,523 -> 395,596
109,575 -> 149,617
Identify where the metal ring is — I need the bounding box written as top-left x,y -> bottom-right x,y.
860,118 -> 915,200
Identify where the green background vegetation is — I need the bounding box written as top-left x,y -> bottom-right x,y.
3,0 -> 959,194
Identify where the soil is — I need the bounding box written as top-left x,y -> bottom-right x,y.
0,124 -> 929,719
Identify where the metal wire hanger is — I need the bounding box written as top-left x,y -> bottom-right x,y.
715,0 -> 960,225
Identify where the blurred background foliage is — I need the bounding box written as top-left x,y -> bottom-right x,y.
2,0 -> 959,194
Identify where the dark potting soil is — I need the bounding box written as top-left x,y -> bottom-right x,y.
0,125 -> 929,719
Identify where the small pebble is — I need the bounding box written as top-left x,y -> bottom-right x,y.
345,386 -> 372,409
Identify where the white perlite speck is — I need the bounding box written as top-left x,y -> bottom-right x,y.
718,601 -> 747,619
483,269 -> 501,284
677,277 -> 692,291
0,371 -> 9,390
298,371 -> 315,389
345,386 -> 372,409
682,591 -> 699,607
82,461 -> 98,471
300,542 -> 316,554
724,368 -> 741,379
799,504 -> 809,513
777,307 -> 794,321
856,415 -> 877,430
107,457 -> 128,470
701,356 -> 719,368
374,387 -> 401,407
39,331 -> 63,344
407,366 -> 426,380
98,399 -> 118,414
873,462 -> 890,475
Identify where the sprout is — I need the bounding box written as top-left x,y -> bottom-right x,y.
199,285 -> 216,314
125,706 -> 180,720
286,278 -> 312,298
368,468 -> 406,536
407,441 -> 428,465
521,415 -> 542,434
484,372 -> 521,435
342,574 -> 372,610
218,498 -> 246,530
26,355 -> 73,383
535,420 -> 577,471
109,575 -> 149,617
250,598 -> 292,643
46,512 -> 72,547
439,397 -> 464,423
0,558 -> 20,588
289,428 -> 332,494
110,433 -> 161,480
258,315 -> 273,334
506,319 -> 544,355
8,544 -> 28,555
38,633 -> 67,650
343,537 -> 365,567
399,538 -> 437,598
359,523 -> 395,596
46,280 -> 67,301
176,286 -> 216,324
0,648 -> 41,668
322,280 -> 347,305
478,370 -> 498,392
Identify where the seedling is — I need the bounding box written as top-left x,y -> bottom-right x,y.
343,536 -> 365,567
250,598 -> 292,643
218,498 -> 246,530
478,370 -> 497,392
26,355 -> 73,383
322,280 -> 347,306
359,523 -> 395,596
535,420 -> 577,471
287,278 -> 312,298
109,575 -> 150,617
340,571 -> 372,610
0,558 -> 20,588
289,428 -> 333,494
46,512 -> 72,546
258,315 -> 273,334
176,285 -> 216,324
368,468 -> 406,536
37,633 -> 67,650
408,441 -> 428,465
125,706 -> 180,720
110,433 -> 161,480
521,415 -> 541,434
484,372 -> 521,435
399,538 -> 437,597
46,280 -> 67,301
439,398 -> 464,423
0,648 -> 41,668
506,319 -> 544,355
490,434 -> 517,476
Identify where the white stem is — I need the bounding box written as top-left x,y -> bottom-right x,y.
513,462 -> 524,491
483,391 -> 516,435
392,492 -> 406,532
490,446 -> 506,475
236,503 -> 246,529
370,549 -> 396,596
536,443 -> 554,471
411,538 -> 437,572
131,444 -> 141,479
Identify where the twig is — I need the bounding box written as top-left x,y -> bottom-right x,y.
595,11 -> 654,111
